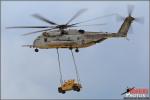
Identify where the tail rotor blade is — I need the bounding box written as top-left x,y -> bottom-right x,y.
128,5 -> 134,16
135,17 -> 144,24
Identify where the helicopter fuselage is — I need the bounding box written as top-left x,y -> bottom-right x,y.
32,29 -> 116,49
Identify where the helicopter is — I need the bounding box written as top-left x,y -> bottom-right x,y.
7,5 -> 142,53
121,87 -> 135,95
6,5 -> 143,94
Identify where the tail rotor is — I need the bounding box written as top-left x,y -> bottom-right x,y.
116,5 -> 144,24
117,5 -> 144,35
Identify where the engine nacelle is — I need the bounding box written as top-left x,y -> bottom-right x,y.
42,31 -> 61,37
43,32 -> 50,37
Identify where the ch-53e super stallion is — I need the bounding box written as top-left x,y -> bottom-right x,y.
7,5 -> 142,94
7,5 -> 142,53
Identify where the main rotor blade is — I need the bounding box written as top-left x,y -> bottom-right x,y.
32,14 -> 58,25
66,8 -> 87,25
6,26 -> 54,29
70,13 -> 116,26
22,27 -> 56,36
73,23 -> 107,27
116,14 -> 125,22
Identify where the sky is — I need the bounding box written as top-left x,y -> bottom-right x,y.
1,1 -> 149,99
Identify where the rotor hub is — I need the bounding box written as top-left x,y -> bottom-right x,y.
128,16 -> 135,22
56,25 -> 67,29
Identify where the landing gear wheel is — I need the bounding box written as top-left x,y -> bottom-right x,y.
61,90 -> 66,94
75,48 -> 79,53
35,48 -> 39,52
76,88 -> 80,92
58,87 -> 62,93
73,85 -> 80,92
58,87 -> 66,94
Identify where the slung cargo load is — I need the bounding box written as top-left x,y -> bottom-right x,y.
58,79 -> 82,94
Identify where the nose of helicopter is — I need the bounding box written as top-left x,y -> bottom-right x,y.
33,38 -> 47,48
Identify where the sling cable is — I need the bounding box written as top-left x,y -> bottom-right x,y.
56,48 -> 82,94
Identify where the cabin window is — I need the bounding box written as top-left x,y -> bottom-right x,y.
44,38 -> 47,42
78,29 -> 85,34
68,37 -> 70,40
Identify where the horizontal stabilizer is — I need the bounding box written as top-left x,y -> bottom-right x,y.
22,45 -> 36,48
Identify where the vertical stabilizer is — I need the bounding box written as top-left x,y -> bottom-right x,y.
117,16 -> 135,36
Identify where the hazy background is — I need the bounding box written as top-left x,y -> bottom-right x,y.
1,1 -> 149,99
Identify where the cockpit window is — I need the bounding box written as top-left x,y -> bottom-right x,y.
36,36 -> 40,40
